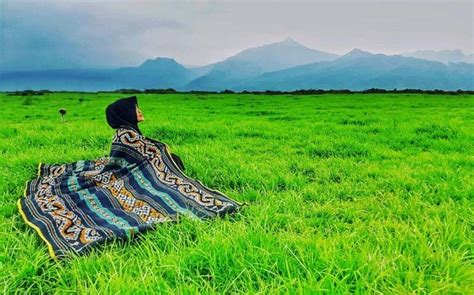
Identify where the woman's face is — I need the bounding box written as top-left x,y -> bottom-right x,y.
136,105 -> 145,122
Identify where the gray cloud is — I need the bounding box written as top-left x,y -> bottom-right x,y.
1,0 -> 472,71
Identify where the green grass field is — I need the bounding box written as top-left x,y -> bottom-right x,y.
1,92 -> 473,293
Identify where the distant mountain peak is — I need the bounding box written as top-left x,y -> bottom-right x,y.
139,57 -> 182,68
348,48 -> 371,55
280,37 -> 299,45
341,48 -> 373,59
272,37 -> 311,49
148,56 -> 178,63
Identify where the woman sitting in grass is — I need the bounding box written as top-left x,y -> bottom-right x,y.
18,95 -> 242,259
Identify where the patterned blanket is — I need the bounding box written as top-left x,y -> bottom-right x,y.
18,127 -> 242,259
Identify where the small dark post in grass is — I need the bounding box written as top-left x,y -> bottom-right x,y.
59,108 -> 67,122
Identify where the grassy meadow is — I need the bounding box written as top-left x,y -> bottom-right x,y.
0,92 -> 473,293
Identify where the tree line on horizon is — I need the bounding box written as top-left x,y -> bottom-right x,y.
4,88 -> 474,96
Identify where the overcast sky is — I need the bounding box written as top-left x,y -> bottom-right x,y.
0,0 -> 472,71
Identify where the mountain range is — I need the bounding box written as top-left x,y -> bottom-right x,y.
401,49 -> 474,64
1,38 -> 473,91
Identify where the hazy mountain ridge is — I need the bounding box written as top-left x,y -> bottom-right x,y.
110,57 -> 197,89
0,39 -> 473,91
183,38 -> 340,90
230,50 -> 473,91
401,49 -> 474,64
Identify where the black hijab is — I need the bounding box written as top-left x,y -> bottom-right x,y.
105,96 -> 142,135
